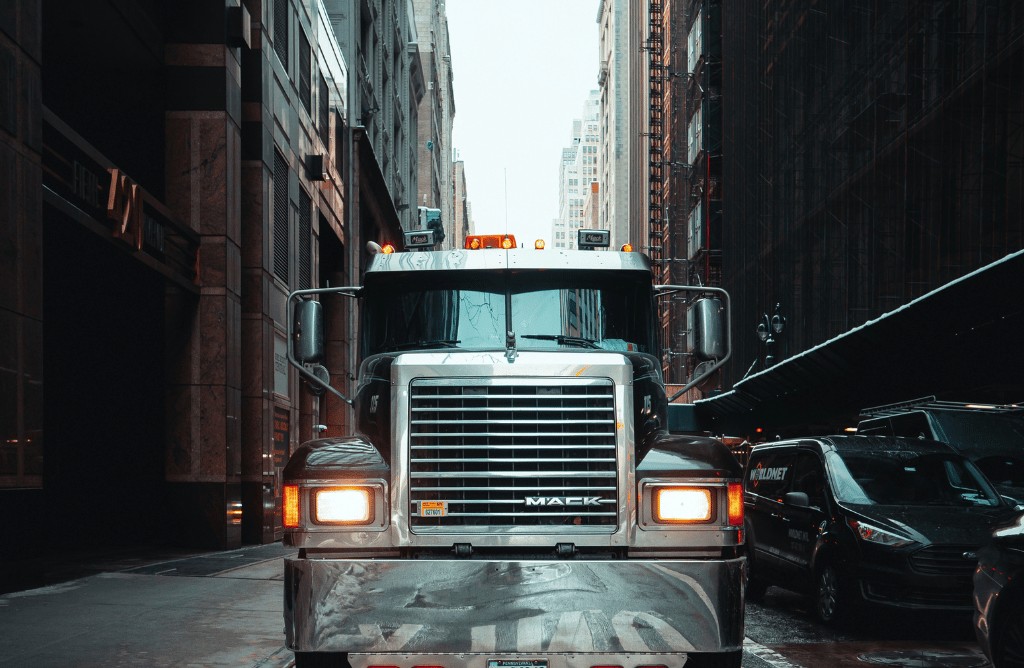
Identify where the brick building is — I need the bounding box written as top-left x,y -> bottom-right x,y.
0,0 -> 424,592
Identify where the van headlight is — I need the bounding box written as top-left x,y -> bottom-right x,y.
315,487 -> 373,524
656,488 -> 712,522
848,519 -> 915,547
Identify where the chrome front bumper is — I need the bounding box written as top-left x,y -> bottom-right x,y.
285,557 -> 745,660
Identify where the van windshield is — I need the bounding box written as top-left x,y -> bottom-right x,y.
360,270 -> 656,357
826,450 -> 1002,507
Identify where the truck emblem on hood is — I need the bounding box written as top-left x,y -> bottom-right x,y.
525,496 -> 603,506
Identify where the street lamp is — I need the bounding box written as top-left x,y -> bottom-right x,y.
756,303 -> 786,368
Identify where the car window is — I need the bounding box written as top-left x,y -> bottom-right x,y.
889,412 -> 932,440
975,456 -> 1024,486
930,412 -> 1024,457
745,450 -> 795,499
792,452 -> 827,510
825,450 -> 1002,507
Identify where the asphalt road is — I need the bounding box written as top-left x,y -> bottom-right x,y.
0,546 -> 990,668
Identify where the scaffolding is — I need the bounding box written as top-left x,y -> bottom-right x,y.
721,0 -> 1024,389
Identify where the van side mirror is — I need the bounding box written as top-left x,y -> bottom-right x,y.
783,491 -> 809,507
293,300 -> 325,364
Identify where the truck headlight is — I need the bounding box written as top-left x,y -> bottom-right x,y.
656,488 -> 712,522
315,487 -> 373,524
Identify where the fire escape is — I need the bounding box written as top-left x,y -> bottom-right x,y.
643,1 -> 665,277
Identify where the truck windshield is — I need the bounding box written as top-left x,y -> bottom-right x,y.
361,270 -> 656,357
826,450 -> 1002,507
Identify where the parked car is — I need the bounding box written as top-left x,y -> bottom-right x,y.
974,510 -> 1024,668
744,435 -> 1015,624
858,399 -> 1024,502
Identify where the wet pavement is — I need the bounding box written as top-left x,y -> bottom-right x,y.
742,586 -> 987,668
0,543 -> 298,668
0,553 -> 990,668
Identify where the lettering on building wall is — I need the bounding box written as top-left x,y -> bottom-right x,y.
274,335 -> 290,396
107,168 -> 143,250
73,161 -> 99,207
273,407 -> 290,469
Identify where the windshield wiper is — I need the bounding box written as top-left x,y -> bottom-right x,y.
520,334 -> 600,349
392,339 -> 461,351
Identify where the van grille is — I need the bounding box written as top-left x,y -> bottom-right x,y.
909,545 -> 979,577
409,378 -> 618,531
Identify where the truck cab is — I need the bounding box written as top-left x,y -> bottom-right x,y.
282,246 -> 744,668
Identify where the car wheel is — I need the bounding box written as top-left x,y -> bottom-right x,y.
745,558 -> 768,602
685,650 -> 742,668
814,561 -> 846,625
995,608 -> 1024,668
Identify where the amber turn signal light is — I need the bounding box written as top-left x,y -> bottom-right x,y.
283,484 -> 299,527
728,482 -> 743,526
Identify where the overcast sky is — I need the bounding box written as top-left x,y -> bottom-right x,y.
446,0 -> 600,245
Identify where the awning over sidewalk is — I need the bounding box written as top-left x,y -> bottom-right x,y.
696,249 -> 1024,435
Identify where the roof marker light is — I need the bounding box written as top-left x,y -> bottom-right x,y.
502,236 -> 513,249
621,243 -> 633,252
535,239 -> 546,249
381,244 -> 395,254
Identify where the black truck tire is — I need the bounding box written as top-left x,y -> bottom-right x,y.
686,650 -> 743,668
294,652 -> 349,668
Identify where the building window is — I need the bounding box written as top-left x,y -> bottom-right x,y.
319,73 -> 330,145
299,29 -> 312,116
274,0 -> 289,71
299,188 -> 312,289
273,150 -> 290,284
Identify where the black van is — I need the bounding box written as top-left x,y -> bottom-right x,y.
857,400 -> 1024,502
743,435 -> 1015,624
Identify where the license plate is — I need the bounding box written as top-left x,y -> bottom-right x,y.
419,500 -> 447,517
488,661 -> 548,668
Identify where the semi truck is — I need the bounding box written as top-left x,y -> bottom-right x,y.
281,230 -> 745,668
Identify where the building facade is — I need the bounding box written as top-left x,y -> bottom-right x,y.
1,0 -> 429,592
597,0 -> 632,252
552,92 -> 600,250
666,0 -> 723,394
720,0 -> 1024,393
452,158 -> 471,247
413,0 -> 456,248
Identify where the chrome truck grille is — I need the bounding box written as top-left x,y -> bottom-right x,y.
409,378 -> 618,530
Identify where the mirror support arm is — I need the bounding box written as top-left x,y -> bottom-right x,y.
654,285 -> 732,403
286,286 -> 362,405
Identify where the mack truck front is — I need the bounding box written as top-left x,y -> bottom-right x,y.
282,239 -> 744,668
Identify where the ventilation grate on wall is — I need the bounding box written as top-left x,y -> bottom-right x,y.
273,150 -> 289,284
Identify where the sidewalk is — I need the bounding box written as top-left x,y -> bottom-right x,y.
0,543 -> 297,667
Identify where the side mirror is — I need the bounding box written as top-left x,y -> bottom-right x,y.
783,491 -> 809,507
286,285 -> 362,405
293,300 -> 325,364
655,285 -> 732,402
691,298 -> 724,361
